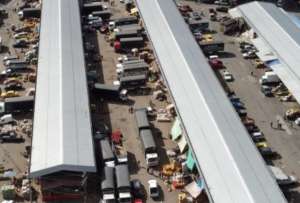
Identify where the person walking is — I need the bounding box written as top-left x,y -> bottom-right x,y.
270,121 -> 273,128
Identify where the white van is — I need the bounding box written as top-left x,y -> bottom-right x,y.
0,114 -> 14,125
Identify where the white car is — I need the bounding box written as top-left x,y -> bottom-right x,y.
148,179 -> 159,199
222,70 -> 234,82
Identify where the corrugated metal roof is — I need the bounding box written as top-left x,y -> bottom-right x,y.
136,0 -> 286,202
233,1 -> 300,104
30,0 -> 96,177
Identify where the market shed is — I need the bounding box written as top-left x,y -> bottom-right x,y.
137,0 -> 286,202
230,1 -> 300,103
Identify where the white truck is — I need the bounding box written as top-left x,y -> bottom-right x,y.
134,108 -> 159,167
0,114 -> 14,125
259,72 -> 280,85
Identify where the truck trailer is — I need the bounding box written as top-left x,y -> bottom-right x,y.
119,74 -> 147,88
199,41 -> 225,54
114,30 -> 140,41
91,10 -> 111,20
101,166 -> 116,203
83,2 -> 104,14
134,108 -> 159,167
99,139 -> 115,167
18,8 -> 41,19
0,96 -> 34,114
115,164 -> 132,203
92,83 -> 128,101
109,16 -> 139,30
114,37 -> 144,52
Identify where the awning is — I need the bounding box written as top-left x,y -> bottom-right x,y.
186,148 -> 196,171
171,117 -> 182,141
251,38 -> 277,62
184,180 -> 204,199
177,135 -> 188,153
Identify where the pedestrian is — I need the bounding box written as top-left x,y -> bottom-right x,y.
270,121 -> 273,128
277,119 -> 280,127
250,71 -> 254,76
128,106 -> 133,113
278,123 -> 282,130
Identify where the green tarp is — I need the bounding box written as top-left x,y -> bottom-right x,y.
171,117 -> 182,141
187,148 -> 196,171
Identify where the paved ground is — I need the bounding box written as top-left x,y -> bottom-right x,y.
180,0 -> 300,202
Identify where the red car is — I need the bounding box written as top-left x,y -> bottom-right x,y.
208,59 -> 224,69
134,199 -> 143,203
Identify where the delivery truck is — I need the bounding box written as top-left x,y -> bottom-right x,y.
135,108 -> 159,167
4,59 -> 28,67
83,2 -> 104,14
115,24 -> 143,33
119,74 -> 147,88
18,8 -> 41,19
0,96 -> 34,114
117,62 -> 149,78
114,30 -> 140,41
101,166 -> 116,203
259,72 -> 280,85
114,37 -> 144,52
92,83 -> 128,101
99,139 -> 115,167
115,164 -> 132,203
91,10 -> 111,20
109,16 -> 138,30
199,41 -> 224,54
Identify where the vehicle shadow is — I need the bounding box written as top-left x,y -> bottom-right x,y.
127,151 -> 140,175
151,126 -> 170,167
219,51 -> 236,58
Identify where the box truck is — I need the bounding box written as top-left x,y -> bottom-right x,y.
18,8 -> 41,19
135,108 -> 159,167
259,72 -> 280,85
0,96 -> 34,114
92,83 -> 128,101
101,166 -> 116,203
115,164 -> 132,203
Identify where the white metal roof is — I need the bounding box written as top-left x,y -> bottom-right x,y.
30,0 -> 96,177
136,0 -> 286,202
231,1 -> 300,104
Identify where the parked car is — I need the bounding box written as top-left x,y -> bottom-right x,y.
5,82 -> 23,91
131,179 -> 144,199
222,70 -> 234,82
188,11 -> 201,20
216,6 -> 229,12
148,179 -> 159,199
285,108 -> 300,121
209,58 -> 223,69
1,91 -> 19,99
251,131 -> 265,142
13,40 -> 28,48
261,85 -> 273,97
243,51 -> 257,59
